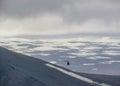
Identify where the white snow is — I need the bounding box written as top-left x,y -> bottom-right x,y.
83,63 -> 95,66
46,63 -> 111,86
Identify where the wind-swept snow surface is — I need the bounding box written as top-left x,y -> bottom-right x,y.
0,47 -> 120,86
1,37 -> 120,75
46,64 -> 111,86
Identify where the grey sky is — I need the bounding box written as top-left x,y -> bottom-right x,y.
0,0 -> 120,36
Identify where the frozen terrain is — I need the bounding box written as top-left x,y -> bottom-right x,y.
0,46 -> 120,86
0,37 -> 120,75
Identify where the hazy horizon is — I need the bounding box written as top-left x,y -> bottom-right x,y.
0,0 -> 120,37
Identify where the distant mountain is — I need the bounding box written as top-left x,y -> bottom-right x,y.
0,47 -> 120,86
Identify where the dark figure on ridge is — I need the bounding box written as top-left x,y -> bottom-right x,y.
66,61 -> 70,65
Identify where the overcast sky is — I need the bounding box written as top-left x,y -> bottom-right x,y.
0,0 -> 120,37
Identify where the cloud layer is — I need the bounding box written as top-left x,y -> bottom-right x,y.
0,0 -> 120,36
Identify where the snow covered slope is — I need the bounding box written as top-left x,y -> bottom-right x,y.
1,38 -> 120,75
0,47 -> 119,86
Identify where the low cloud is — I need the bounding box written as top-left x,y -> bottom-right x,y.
0,0 -> 120,36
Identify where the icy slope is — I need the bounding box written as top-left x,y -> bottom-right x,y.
0,47 -> 94,86
0,47 -> 119,86
1,38 -> 120,75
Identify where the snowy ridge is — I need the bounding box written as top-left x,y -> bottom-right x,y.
1,37 -> 120,75
0,47 -> 120,86
46,64 -> 111,86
